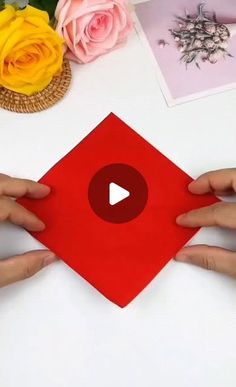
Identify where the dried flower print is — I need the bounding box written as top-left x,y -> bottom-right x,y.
170,3 -> 234,68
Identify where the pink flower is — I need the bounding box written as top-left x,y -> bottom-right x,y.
55,0 -> 133,64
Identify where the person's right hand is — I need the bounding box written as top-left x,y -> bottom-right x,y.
176,168 -> 236,278
0,174 -> 56,288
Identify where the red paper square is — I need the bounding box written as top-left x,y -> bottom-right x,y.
19,114 -> 218,307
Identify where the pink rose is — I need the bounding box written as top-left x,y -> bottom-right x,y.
55,0 -> 133,64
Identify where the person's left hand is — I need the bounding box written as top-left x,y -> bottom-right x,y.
0,173 -> 56,288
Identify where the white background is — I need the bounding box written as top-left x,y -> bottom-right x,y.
0,25 -> 236,387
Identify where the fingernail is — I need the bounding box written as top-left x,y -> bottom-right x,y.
39,183 -> 50,190
43,252 -> 57,267
175,252 -> 188,262
37,221 -> 46,231
176,214 -> 185,224
44,185 -> 51,192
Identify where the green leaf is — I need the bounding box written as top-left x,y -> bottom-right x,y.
29,0 -> 44,11
0,0 -> 5,10
29,0 -> 59,18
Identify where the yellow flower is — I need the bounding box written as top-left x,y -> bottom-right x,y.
0,5 -> 64,96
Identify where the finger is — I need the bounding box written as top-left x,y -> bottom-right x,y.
189,168 -> 236,195
0,174 -> 50,199
212,191 -> 235,197
0,250 -> 56,288
176,202 -> 236,229
0,197 -> 45,231
175,245 -> 236,277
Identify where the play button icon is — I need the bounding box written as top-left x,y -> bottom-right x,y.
88,163 -> 148,223
109,183 -> 130,206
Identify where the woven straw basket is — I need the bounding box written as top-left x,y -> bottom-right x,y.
0,59 -> 72,114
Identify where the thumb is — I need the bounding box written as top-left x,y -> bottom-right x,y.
175,245 -> 236,278
0,250 -> 56,288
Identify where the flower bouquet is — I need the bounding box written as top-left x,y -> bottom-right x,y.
0,0 -> 133,112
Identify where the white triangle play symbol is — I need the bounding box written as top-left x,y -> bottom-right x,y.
109,182 -> 130,206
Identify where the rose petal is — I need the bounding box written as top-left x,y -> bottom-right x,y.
56,0 -> 133,63
86,12 -> 113,42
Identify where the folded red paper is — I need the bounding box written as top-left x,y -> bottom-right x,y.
18,114 -> 218,307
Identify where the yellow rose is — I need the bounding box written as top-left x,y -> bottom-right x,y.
0,5 -> 64,96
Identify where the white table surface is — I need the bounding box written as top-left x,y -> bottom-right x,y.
1,26 -> 236,387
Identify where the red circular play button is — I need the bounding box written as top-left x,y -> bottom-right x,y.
88,163 -> 148,223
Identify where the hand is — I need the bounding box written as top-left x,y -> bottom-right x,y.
0,174 -> 56,288
176,168 -> 236,277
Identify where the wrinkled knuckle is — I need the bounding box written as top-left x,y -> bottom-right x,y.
23,264 -> 35,279
23,263 -> 37,279
22,258 -> 44,280
211,203 -> 221,224
202,255 -> 216,271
